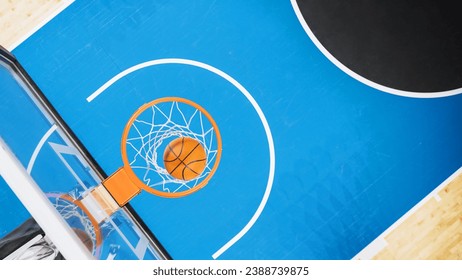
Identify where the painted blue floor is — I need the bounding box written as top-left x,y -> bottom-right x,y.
3,0 -> 462,259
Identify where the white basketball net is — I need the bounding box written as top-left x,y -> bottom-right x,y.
49,194 -> 98,255
125,100 -> 219,194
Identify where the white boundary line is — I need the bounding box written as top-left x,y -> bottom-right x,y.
353,166 -> 462,259
87,58 -> 276,259
8,0 -> 75,51
26,124 -> 57,174
290,0 -> 462,98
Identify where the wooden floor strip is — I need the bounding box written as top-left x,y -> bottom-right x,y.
0,0 -> 72,50
356,168 -> 462,260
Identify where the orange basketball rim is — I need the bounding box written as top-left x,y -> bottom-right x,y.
102,97 -> 222,206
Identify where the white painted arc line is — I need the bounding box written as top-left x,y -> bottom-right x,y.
86,58 -> 276,259
290,0 -> 462,98
291,0 -> 462,259
26,124 -> 57,174
211,76 -> 275,259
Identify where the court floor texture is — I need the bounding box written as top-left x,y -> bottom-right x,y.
1,0 -> 462,260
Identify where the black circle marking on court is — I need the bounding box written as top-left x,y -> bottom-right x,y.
296,0 -> 462,93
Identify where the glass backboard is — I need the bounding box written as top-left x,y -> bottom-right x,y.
0,46 -> 169,260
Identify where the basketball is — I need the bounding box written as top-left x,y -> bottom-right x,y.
163,137 -> 207,181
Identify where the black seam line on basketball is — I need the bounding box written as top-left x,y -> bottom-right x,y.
171,142 -> 200,175
181,158 -> 207,175
182,166 -> 195,179
180,158 -> 208,179
180,157 -> 208,180
164,137 -> 185,163
170,142 -> 202,175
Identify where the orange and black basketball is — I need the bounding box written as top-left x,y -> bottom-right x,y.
163,137 -> 207,181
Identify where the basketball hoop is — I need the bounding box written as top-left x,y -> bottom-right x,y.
102,97 -> 222,205
47,192 -> 102,258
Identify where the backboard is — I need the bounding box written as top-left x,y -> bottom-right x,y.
0,47 -> 169,260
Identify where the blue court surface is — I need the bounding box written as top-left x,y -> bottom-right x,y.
2,0 -> 462,259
